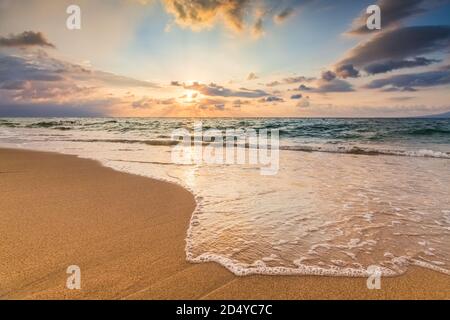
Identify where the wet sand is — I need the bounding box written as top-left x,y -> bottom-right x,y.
0,148 -> 449,299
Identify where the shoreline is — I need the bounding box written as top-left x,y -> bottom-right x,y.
1,147 -> 449,299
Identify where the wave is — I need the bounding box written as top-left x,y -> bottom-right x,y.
5,118 -> 450,143
64,138 -> 450,159
406,128 -> 450,136
281,145 -> 450,159
186,251 -> 450,277
67,138 -> 180,146
82,120 -> 118,126
0,121 -> 18,128
26,120 -> 79,128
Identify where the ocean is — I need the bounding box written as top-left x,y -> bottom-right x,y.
1,117 -> 449,276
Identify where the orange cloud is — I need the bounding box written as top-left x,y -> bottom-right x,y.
162,0 -> 251,32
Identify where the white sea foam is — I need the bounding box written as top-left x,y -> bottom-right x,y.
281,145 -> 450,159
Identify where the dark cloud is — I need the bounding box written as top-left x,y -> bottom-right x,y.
0,52 -> 158,95
313,79 -> 354,93
283,75 -> 314,84
382,86 -> 418,92
335,64 -> 360,78
0,51 -> 162,116
364,57 -> 440,75
0,80 -> 28,90
274,7 -> 295,24
294,84 -> 313,91
258,96 -> 284,103
337,26 -> 450,70
0,101 -> 109,117
290,94 -> 302,99
0,55 -> 64,84
347,0 -> 428,35
185,82 -> 268,98
365,69 -> 450,90
0,31 -> 55,48
321,70 -> 336,81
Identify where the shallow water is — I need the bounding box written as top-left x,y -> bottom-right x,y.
1,118 -> 449,276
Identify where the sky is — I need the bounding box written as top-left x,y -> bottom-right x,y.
0,0 -> 450,117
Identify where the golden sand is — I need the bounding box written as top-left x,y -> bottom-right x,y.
0,148 -> 449,299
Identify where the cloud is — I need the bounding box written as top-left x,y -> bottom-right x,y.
0,54 -> 63,84
335,64 -> 360,78
0,54 -> 98,103
132,97 -> 153,109
283,75 -> 314,84
381,86 -> 418,92
0,50 -> 157,95
247,72 -> 258,80
347,0 -> 428,35
266,80 -> 281,87
232,99 -> 251,108
313,79 -> 354,93
195,97 -> 228,110
364,57 -> 440,75
274,7 -> 295,24
296,96 -> 310,108
0,31 -> 55,48
90,70 -> 158,88
214,103 -> 225,110
337,26 -> 450,70
293,84 -> 313,91
160,0 -> 308,36
365,69 -> 450,90
321,70 -> 336,81
0,101 -> 109,117
132,97 -> 177,108
389,96 -> 414,101
252,17 -> 265,38
258,96 -> 284,103
266,75 -> 313,87
0,50 -> 163,116
162,0 -> 251,32
290,94 -> 302,99
185,82 -> 268,98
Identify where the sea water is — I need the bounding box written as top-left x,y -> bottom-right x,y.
1,118 -> 449,276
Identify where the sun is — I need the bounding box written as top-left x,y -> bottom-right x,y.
182,89 -> 198,103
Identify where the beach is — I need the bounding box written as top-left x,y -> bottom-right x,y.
1,147 -> 449,300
